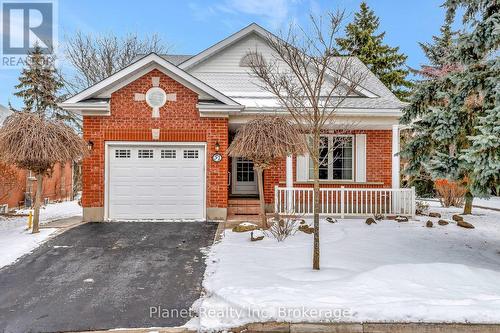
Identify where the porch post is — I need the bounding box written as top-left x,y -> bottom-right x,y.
286,155 -> 293,211
392,124 -> 401,214
391,124 -> 400,189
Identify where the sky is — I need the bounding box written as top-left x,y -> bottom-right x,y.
0,0 -> 453,108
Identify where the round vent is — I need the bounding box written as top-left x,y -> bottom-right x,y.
145,87 -> 167,108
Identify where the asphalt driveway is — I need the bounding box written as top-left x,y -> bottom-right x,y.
0,222 -> 218,333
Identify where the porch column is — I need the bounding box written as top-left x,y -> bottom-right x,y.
286,155 -> 293,211
392,124 -> 400,189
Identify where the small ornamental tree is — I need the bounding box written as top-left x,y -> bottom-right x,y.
0,47 -> 88,233
245,12 -> 365,270
227,116 -> 306,228
0,113 -> 88,232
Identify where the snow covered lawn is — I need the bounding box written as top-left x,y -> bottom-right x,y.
196,203 -> 500,331
0,201 -> 82,269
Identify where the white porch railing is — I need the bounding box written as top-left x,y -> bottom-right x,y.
274,186 -> 416,218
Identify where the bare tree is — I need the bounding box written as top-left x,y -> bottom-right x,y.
246,12 -> 366,270
64,32 -> 168,93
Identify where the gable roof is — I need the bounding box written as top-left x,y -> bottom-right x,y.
62,53 -> 240,107
178,23 -> 405,107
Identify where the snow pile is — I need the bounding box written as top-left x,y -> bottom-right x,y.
196,205 -> 500,331
0,200 -> 82,268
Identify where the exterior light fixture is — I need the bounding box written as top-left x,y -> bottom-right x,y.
215,141 -> 220,152
87,140 -> 94,151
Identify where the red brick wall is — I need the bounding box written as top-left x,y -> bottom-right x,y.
0,162 -> 73,209
263,130 -> 393,204
82,69 -> 228,210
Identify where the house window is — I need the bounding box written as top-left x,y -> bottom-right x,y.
161,149 -> 176,159
183,149 -> 199,159
138,149 -> 154,158
115,149 -> 131,158
309,136 -> 353,180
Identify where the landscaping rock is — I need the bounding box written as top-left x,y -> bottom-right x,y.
374,213 -> 384,221
365,217 -> 376,225
250,230 -> 265,241
429,212 -> 441,218
457,220 -> 475,229
325,217 -> 337,223
395,216 -> 409,222
452,214 -> 464,222
298,219 -> 306,225
426,220 -> 433,228
298,224 -> 315,234
438,219 -> 449,226
232,222 -> 258,233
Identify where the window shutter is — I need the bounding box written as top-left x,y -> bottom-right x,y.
355,134 -> 366,182
296,153 -> 309,181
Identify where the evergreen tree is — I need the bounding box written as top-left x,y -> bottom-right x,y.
12,45 -> 65,121
401,0 -> 499,214
337,2 -> 412,99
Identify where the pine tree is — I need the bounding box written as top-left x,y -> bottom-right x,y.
401,0 -> 499,214
12,45 -> 64,120
337,2 -> 412,99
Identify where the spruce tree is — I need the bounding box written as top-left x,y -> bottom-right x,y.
13,45 -> 64,120
337,2 -> 412,99
401,0 -> 499,214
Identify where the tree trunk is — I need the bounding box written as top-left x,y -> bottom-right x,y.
32,173 -> 43,234
256,167 -> 267,229
463,191 -> 473,215
312,160 -> 320,270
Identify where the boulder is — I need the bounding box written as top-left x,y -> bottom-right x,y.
374,214 -> 384,221
365,217 -> 376,225
426,220 -> 433,228
298,224 -> 315,234
250,230 -> 265,241
452,214 -> 464,222
438,219 -> 449,226
429,212 -> 441,218
298,219 -> 306,225
325,217 -> 337,224
395,216 -> 409,222
232,222 -> 258,233
457,220 -> 475,229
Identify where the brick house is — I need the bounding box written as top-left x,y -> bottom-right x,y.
60,24 -> 408,222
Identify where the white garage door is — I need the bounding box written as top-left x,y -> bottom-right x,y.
107,144 -> 205,220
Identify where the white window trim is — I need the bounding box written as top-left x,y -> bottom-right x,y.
307,134 -> 355,182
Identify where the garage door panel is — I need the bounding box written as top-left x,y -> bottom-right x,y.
108,144 -> 205,220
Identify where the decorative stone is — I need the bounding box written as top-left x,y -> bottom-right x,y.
298,219 -> 306,225
374,214 -> 384,221
438,219 -> 449,226
251,231 -> 264,241
457,220 -> 475,229
232,222 -> 258,233
395,216 -> 409,222
452,214 -> 464,222
365,217 -> 376,225
325,217 -> 337,223
426,220 -> 433,228
429,212 -> 441,218
298,224 -> 315,234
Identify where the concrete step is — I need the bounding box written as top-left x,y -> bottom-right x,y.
228,205 -> 260,215
228,198 -> 260,206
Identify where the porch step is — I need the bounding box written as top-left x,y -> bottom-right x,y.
228,198 -> 260,215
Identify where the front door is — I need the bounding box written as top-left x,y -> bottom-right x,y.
231,158 -> 258,195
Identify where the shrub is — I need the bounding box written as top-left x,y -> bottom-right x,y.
434,178 -> 466,207
265,215 -> 299,242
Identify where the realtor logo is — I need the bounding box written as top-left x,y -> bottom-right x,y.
1,0 -> 56,67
